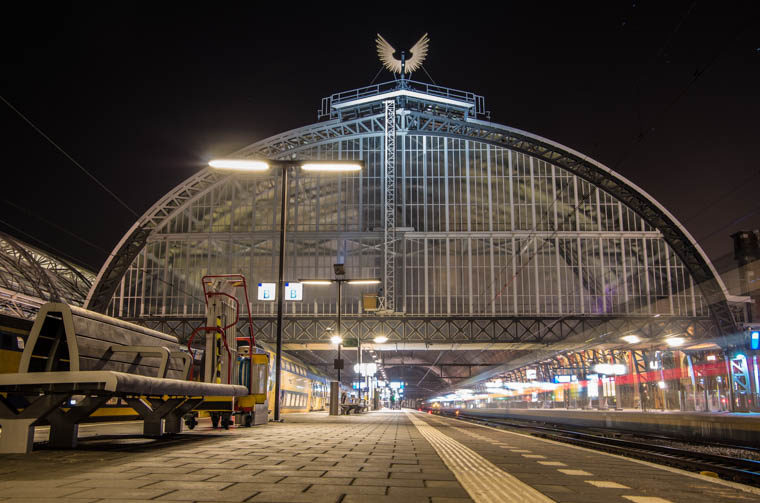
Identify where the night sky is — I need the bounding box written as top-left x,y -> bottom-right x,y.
1,2 -> 758,274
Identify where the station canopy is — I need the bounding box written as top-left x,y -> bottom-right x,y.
0,231 -> 94,320
83,72 -> 740,399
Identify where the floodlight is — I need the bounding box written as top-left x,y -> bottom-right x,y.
621,335 -> 641,344
347,279 -> 381,285
665,337 -> 685,347
331,335 -> 343,345
301,162 -> 362,172
301,279 -> 332,285
374,335 -> 388,343
209,159 -> 269,171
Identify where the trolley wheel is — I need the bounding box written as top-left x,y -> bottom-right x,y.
221,413 -> 232,430
244,413 -> 253,427
183,413 -> 198,430
211,412 -> 220,429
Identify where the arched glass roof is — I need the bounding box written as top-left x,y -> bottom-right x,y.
85,79 -> 737,341
0,231 -> 94,319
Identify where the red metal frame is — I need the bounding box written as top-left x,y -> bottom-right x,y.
186,275 -> 256,384
201,274 -> 255,348
187,326 -> 233,383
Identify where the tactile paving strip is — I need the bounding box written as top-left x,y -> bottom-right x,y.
406,411 -> 553,503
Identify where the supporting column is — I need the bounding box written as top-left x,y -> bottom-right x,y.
329,381 -> 340,416
382,98 -> 396,312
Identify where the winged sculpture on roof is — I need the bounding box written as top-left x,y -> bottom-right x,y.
376,33 -> 430,75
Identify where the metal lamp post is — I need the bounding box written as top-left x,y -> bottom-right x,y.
209,159 -> 363,421
302,272 -> 380,415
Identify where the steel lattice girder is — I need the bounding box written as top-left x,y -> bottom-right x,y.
129,315 -> 717,346
0,232 -> 92,306
86,108 -> 737,338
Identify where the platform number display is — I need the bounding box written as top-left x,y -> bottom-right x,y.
751,330 -> 760,351
285,282 -> 303,301
257,283 -> 276,301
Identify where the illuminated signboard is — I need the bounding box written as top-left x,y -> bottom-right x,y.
257,283 -> 276,301
285,282 -> 303,301
525,369 -> 537,379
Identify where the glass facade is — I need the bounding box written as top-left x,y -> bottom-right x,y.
107,136 -> 708,320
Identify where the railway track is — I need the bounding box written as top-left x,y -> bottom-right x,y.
436,410 -> 760,487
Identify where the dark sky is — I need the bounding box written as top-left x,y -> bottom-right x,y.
1,2 -> 758,273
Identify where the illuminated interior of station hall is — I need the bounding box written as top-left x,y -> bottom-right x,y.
77,59 -> 758,414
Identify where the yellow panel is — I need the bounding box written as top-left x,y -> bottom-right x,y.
0,349 -> 21,374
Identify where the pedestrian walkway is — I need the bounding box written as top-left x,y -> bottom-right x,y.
0,411 -> 469,503
0,410 -> 758,502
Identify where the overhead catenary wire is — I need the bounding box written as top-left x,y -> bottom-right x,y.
681,169 -> 760,224
369,66 -> 385,85
613,17 -> 751,171
0,217 -> 99,272
1,199 -> 110,255
696,205 -> 760,243
0,94 -> 140,218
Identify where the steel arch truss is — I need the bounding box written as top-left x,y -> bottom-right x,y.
87,104 -> 737,338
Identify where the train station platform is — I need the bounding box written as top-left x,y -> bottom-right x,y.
1,410 -> 758,503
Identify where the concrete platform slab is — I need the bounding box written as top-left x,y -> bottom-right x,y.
2,410 -> 759,503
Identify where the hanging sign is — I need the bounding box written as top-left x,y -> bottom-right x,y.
285,282 -> 303,301
257,283 -> 276,301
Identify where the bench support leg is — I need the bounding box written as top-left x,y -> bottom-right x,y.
0,393 -> 71,454
0,418 -> 37,454
164,398 -> 203,434
46,395 -> 110,449
125,397 -> 186,437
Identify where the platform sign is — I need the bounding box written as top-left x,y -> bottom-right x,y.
553,375 -> 577,383
257,283 -> 276,301
525,369 -> 537,379
285,282 -> 303,301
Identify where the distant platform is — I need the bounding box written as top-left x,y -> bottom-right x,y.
436,407 -> 760,447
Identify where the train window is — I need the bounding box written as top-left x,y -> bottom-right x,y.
17,336 -> 24,349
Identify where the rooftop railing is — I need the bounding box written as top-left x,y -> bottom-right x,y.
319,79 -> 489,120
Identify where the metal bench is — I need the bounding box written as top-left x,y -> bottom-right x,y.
340,402 -> 368,415
0,303 -> 248,453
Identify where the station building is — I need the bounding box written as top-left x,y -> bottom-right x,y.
80,76 -> 758,412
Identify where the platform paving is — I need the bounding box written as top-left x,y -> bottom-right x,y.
416,410 -> 760,503
0,410 -> 758,502
0,411 -> 471,503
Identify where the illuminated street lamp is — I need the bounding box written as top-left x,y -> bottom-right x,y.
209,158 -> 363,421
301,271 -> 380,413
664,336 -> 685,347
